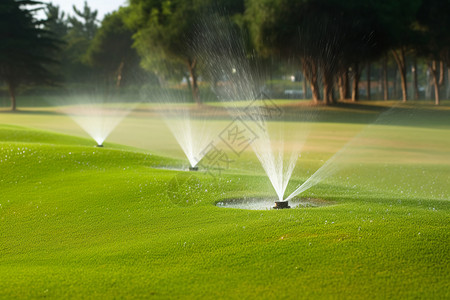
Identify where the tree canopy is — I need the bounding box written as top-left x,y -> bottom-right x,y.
2,0 -> 450,109
246,0 -> 388,103
0,0 -> 60,110
125,0 -> 245,103
85,9 -> 144,87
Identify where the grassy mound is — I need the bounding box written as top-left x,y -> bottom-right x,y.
0,110 -> 449,298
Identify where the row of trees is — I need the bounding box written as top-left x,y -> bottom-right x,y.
0,0 -> 59,110
123,0 -> 450,105
44,2 -> 148,88
0,1 -> 148,110
1,0 -> 449,110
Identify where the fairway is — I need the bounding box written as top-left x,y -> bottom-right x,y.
0,102 -> 449,299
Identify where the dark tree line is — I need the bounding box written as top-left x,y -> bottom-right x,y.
125,0 -> 450,105
1,0 -> 450,110
43,1 -> 145,87
0,0 -> 59,110
247,0 -> 449,105
0,1 -> 145,110
247,0 -> 389,104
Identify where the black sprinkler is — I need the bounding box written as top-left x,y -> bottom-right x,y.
189,166 -> 198,171
96,144 -> 104,147
273,201 -> 290,209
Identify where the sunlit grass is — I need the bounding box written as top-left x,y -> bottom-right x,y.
0,102 -> 449,298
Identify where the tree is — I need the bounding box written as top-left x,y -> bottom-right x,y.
62,1 -> 99,83
246,0 -> 322,102
126,0 -> 244,104
416,0 -> 450,105
373,0 -> 422,102
189,9 -> 256,100
67,1 -> 98,40
85,8 -> 145,87
43,3 -> 68,81
0,0 -> 60,111
44,2 -> 68,38
246,0 -> 387,104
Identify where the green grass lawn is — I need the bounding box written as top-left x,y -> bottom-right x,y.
0,101 -> 449,299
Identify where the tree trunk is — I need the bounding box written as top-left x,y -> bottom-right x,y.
439,60 -> 444,86
366,63 -> 371,100
412,58 -> 419,100
7,82 -> 17,111
301,57 -> 320,103
302,74 -> 307,99
187,58 -> 200,105
430,60 -> 440,105
322,67 -> 334,105
116,61 -> 125,88
391,48 -> 408,102
383,56 -> 389,100
309,79 -> 320,103
351,63 -> 361,101
447,67 -> 450,99
338,74 -> 344,100
338,70 -> 349,100
394,66 -> 400,99
344,70 -> 349,99
322,80 -> 332,104
352,76 -> 359,101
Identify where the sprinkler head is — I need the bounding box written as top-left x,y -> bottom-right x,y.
273,201 -> 290,209
96,144 -> 104,147
189,166 -> 198,171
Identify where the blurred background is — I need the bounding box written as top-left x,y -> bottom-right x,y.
1,0 -> 449,110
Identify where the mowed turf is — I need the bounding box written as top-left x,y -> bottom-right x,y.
0,102 -> 449,299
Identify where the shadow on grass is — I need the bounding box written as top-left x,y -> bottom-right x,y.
1,100 -> 449,129
0,109 -> 64,116
277,101 -> 450,128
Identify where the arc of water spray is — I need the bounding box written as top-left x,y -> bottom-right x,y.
70,107 -> 135,146
193,15 -> 316,199
285,106 -> 398,201
57,93 -> 139,146
249,120 -> 308,201
160,107 -> 218,168
148,83 -> 221,169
